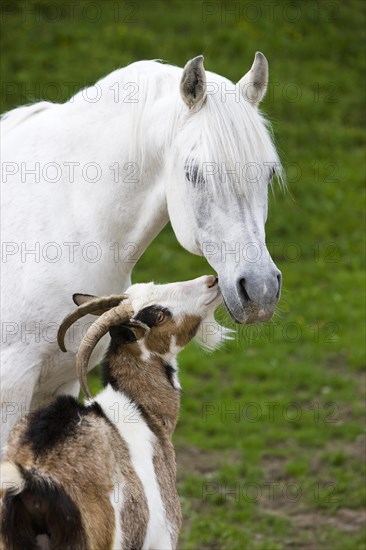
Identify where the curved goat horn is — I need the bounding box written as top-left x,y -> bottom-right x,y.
76,304 -> 134,399
57,294 -> 128,352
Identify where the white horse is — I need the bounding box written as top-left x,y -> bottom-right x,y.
0,53 -> 282,450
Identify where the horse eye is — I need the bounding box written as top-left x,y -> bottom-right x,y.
184,162 -> 205,187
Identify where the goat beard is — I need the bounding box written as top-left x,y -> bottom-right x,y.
194,309 -> 234,352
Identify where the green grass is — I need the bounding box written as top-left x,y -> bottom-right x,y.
1,1 -> 365,548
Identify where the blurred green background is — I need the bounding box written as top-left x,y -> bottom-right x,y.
1,1 -> 365,548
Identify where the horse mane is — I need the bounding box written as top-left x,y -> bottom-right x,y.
100,60 -> 284,197
67,59 -> 283,195
0,101 -> 53,130
1,59 -> 283,195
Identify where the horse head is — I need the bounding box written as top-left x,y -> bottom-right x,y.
165,53 -> 282,323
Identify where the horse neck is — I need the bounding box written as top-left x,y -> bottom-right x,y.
116,177 -> 169,270
70,66 -> 180,286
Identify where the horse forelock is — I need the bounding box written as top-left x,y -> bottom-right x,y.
175,74 -> 284,199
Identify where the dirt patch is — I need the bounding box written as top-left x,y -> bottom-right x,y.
176,445 -> 245,523
257,501 -> 366,548
310,433 -> 366,472
324,353 -> 349,370
343,434 -> 366,462
258,436 -> 366,546
261,453 -> 289,482
291,508 -> 366,533
176,445 -> 243,478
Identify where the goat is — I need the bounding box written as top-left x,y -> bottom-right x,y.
0,275 -> 229,550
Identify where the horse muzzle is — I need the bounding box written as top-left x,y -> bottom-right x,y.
219,270 -> 282,324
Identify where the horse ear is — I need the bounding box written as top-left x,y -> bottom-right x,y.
238,52 -> 268,107
180,55 -> 206,110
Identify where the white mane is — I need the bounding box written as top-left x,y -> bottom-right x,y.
70,61 -> 183,174
1,60 -> 282,195
73,60 -> 283,196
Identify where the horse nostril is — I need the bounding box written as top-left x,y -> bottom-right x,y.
239,278 -> 251,304
275,273 -> 282,299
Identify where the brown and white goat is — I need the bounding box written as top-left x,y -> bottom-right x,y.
0,275 -> 228,550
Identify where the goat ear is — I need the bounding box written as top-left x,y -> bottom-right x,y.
109,320 -> 149,344
72,293 -> 97,306
72,293 -> 114,317
127,320 -> 150,339
109,325 -> 137,344
180,55 -> 207,110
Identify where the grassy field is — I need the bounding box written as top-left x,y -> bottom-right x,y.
1,1 -> 365,548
